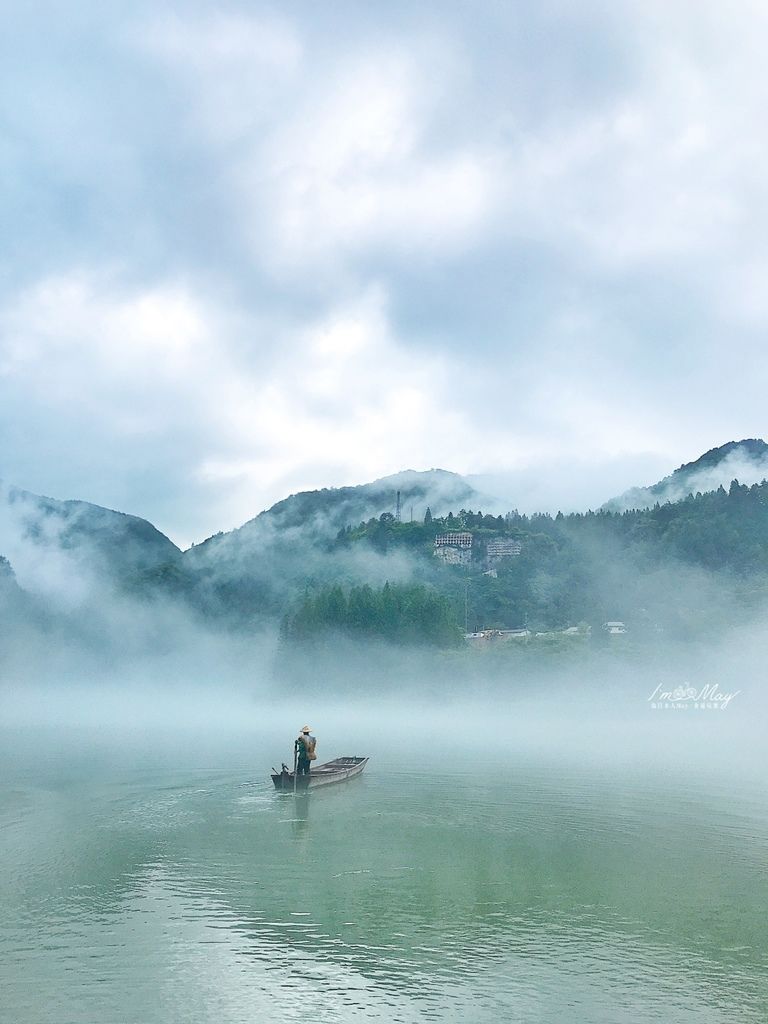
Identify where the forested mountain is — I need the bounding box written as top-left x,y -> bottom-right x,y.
0,555 -> 21,610
604,438 -> 768,511
0,482 -> 180,607
177,470 -> 482,622
281,582 -> 462,648
281,478 -> 768,643
186,468 -> 478,559
5,443 -> 768,658
0,470 -> 479,627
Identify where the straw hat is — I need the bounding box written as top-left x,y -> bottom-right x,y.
301,725 -> 311,733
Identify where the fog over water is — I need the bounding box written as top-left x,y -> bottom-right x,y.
5,0 -> 768,1017
3,613 -> 764,789
2,572 -> 764,747
2,499 -> 767,1024
3,663 -> 767,1024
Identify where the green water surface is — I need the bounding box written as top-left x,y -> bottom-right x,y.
1,712 -> 766,1023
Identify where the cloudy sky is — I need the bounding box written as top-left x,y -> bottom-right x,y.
2,0 -> 768,546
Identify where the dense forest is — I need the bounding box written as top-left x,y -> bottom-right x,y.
334,480 -> 768,572
280,582 -> 462,648
277,479 -> 768,645
6,463 -> 768,657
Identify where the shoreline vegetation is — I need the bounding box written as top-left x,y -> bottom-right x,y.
4,446 -> 768,675
277,478 -> 768,655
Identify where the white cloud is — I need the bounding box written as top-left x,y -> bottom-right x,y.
192,286 -> 476,508
1,274 -> 489,540
137,1 -> 768,288
141,21 -> 496,271
1,273 -> 212,432
719,260 -> 768,327
4,1 -> 768,540
0,258 -> 760,544
142,11 -> 302,142
491,48 -> 756,271
251,54 -> 494,265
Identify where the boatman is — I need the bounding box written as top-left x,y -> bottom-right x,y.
295,726 -> 317,775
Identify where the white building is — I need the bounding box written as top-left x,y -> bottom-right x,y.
435,531 -> 473,548
486,538 -> 522,567
434,531 -> 473,566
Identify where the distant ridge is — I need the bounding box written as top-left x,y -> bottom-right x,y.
6,444 -> 768,644
262,468 -> 476,529
180,467 -> 486,619
0,481 -> 180,599
186,468 -> 481,558
603,439 -> 768,511
8,441 -> 768,615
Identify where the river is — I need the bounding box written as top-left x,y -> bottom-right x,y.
1,699 -> 766,1023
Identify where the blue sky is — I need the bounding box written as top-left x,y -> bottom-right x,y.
2,1 -> 768,545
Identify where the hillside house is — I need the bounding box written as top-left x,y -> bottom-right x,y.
434,531 -> 473,566
485,538 -> 522,567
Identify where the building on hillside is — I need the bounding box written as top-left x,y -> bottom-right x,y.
463,629 -> 502,643
435,531 -> 472,548
485,538 -> 522,568
602,621 -> 628,635
434,531 -> 473,566
463,628 -> 531,644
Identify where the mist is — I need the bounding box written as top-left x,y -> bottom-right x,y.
3,462 -> 767,724
5,0 -> 768,1017
3,455 -> 766,929
4,468 -> 766,1024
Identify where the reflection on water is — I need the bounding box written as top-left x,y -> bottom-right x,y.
1,721 -> 767,1023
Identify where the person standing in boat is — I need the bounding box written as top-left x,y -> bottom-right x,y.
295,726 -> 317,775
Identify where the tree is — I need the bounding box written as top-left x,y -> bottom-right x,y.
280,582 -> 462,647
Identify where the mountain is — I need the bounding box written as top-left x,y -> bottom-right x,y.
0,482 -> 181,604
0,554 -> 21,607
6,448 -> 768,656
190,468 -> 479,549
182,469 -> 483,618
602,439 -> 768,512
184,468 -> 481,567
0,469 -> 482,620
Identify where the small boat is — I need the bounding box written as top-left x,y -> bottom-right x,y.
271,756 -> 369,791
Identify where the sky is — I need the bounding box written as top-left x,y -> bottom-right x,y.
2,0 -> 768,547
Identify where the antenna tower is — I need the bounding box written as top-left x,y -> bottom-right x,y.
395,490 -> 402,522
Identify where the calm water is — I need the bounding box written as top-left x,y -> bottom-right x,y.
1,709 -> 767,1023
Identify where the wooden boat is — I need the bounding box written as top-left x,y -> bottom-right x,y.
271,756 -> 369,791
